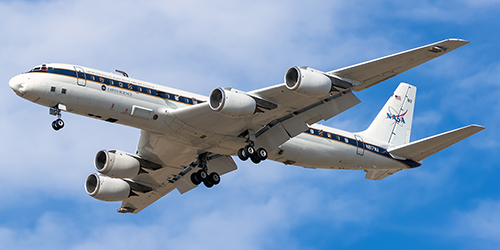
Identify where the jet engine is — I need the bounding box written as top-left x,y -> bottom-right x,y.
94,150 -> 141,178
85,173 -> 131,202
209,87 -> 257,118
284,67 -> 333,97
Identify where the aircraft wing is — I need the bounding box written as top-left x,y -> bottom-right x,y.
167,90 -> 361,152
163,39 -> 468,154
329,39 -> 469,91
117,130 -> 237,214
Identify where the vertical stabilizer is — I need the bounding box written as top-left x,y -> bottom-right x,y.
361,83 -> 416,146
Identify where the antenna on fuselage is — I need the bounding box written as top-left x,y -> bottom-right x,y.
115,69 -> 129,77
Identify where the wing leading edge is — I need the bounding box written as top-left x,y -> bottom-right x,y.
329,39 -> 469,91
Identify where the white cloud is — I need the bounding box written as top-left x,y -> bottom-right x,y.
0,0 -> 498,249
448,200 -> 500,249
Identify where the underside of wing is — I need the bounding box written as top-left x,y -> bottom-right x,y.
329,39 -> 469,91
116,131 -> 237,214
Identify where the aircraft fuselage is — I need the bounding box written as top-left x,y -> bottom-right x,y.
9,63 -> 419,175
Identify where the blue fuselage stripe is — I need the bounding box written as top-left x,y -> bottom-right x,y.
27,67 -> 205,105
304,128 -> 421,168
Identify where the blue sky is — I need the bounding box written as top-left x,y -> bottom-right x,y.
1,0 -> 499,249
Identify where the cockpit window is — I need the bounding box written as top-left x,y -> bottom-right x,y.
28,64 -> 53,73
29,67 -> 41,72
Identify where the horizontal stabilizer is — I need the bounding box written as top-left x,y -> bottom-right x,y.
388,125 -> 485,162
365,169 -> 400,181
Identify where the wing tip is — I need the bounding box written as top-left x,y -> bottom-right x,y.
466,124 -> 486,133
445,38 -> 470,43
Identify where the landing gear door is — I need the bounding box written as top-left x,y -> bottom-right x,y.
74,66 -> 86,86
355,135 -> 365,156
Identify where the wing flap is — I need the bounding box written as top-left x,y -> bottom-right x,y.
255,91 -> 361,150
388,125 -> 485,162
329,39 -> 469,91
120,182 -> 177,214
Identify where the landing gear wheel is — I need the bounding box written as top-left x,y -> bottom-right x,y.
208,172 -> 220,185
256,147 -> 268,161
51,121 -> 58,130
244,145 -> 255,156
190,172 -> 202,185
250,154 -> 261,164
238,148 -> 248,161
203,179 -> 214,188
52,119 -> 64,131
197,169 -> 208,180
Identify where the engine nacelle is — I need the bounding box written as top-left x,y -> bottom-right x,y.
209,87 -> 257,118
94,150 -> 141,178
285,67 -> 332,97
85,174 -> 131,202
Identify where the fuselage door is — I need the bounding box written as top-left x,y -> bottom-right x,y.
74,66 -> 86,86
354,135 -> 365,156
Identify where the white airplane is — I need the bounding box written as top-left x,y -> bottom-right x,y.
9,39 -> 484,213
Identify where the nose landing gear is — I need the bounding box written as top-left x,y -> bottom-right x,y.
50,104 -> 66,131
51,118 -> 65,131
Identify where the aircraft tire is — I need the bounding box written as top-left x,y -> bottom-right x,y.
52,121 -> 59,130
208,172 -> 220,185
55,119 -> 64,129
250,154 -> 261,164
244,145 -> 255,156
256,148 -> 268,160
203,179 -> 214,188
197,170 -> 208,180
191,172 -> 202,185
52,119 -> 64,131
238,148 -> 248,161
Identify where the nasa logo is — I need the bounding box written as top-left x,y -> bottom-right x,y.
386,106 -> 407,126
101,85 -> 106,91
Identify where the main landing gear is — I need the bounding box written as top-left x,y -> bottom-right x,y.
236,130 -> 268,164
190,153 -> 221,188
237,143 -> 268,164
49,104 -> 66,131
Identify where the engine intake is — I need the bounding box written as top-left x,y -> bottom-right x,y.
285,67 -> 333,97
94,150 -> 141,178
209,88 -> 257,118
85,174 -> 131,202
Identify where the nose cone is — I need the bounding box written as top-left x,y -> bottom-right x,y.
9,74 -> 27,96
